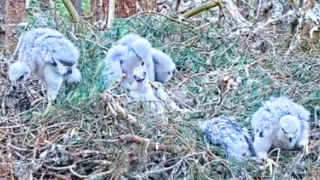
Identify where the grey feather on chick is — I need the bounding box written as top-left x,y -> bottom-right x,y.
150,48 -> 176,84
251,96 -> 310,159
101,43 -> 129,89
198,116 -> 256,160
123,36 -> 155,84
8,28 -> 81,101
102,34 -> 155,89
15,28 -> 65,77
33,29 -> 80,76
117,33 -> 141,47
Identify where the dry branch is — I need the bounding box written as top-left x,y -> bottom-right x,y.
99,93 -> 140,127
70,150 -> 109,159
118,134 -> 188,153
107,0 -> 116,28
180,1 -> 220,20
61,0 -> 80,23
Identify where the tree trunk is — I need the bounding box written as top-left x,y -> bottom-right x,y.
90,0 -> 98,24
4,0 -> 27,54
90,0 -> 156,29
115,0 -> 137,18
0,0 -> 5,49
71,0 -> 82,15
0,0 -> 4,26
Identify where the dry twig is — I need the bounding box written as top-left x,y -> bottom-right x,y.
118,134 -> 189,153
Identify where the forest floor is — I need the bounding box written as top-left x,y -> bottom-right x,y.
0,1 -> 320,180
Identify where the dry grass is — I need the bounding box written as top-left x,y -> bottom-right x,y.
0,7 -> 319,180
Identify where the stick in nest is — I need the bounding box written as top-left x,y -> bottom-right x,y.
99,93 -> 142,128
118,134 -> 188,153
107,73 -> 126,93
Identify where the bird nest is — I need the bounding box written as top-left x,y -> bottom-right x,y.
0,10 -> 319,180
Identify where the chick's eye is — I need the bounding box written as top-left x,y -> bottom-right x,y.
64,62 -> 74,66
17,75 -> 24,82
168,72 -> 171,75
141,61 -> 145,66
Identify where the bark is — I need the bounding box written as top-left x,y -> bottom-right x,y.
0,0 -> 4,49
115,0 -> 137,18
4,0 -> 27,54
90,0 -> 105,24
136,0 -> 157,14
90,0 -> 97,24
0,0 -> 4,26
90,0 -> 156,28
71,0 -> 82,15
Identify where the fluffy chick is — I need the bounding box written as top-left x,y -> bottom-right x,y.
102,44 -> 130,89
251,96 -> 310,159
8,28 -> 81,103
198,116 -> 256,160
33,29 -> 81,80
128,64 -> 165,114
117,33 -> 141,47
9,28 -> 63,84
103,34 -> 155,89
150,48 -> 176,84
121,35 -> 155,84
250,96 -> 311,174
118,34 -> 176,84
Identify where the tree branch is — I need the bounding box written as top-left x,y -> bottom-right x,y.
99,93 -> 141,128
61,0 -> 80,23
107,0 -> 116,28
118,134 -> 188,153
180,1 -> 220,20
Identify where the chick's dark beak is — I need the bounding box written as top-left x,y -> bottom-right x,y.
9,80 -> 17,90
66,68 -> 72,75
133,74 -> 145,83
289,137 -> 292,142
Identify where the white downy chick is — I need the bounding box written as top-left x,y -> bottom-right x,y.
103,34 -> 155,89
9,28 -> 64,85
121,36 -> 155,86
251,96 -> 310,160
33,28 -> 81,83
117,33 -> 141,47
128,64 -> 165,114
102,44 -> 130,89
118,34 -> 176,84
150,47 -> 176,84
198,116 -> 256,160
8,28 -> 81,102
